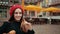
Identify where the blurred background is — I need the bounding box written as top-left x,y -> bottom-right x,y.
0,0 -> 60,34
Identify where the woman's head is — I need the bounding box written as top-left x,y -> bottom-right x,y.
14,8 -> 22,21
9,4 -> 24,22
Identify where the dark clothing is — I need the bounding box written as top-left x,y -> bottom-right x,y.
0,21 -> 35,34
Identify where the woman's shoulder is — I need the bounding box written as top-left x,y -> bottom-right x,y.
1,21 -> 10,27
3,21 -> 10,24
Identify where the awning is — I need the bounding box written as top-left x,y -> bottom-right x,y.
42,7 -> 60,12
24,5 -> 42,12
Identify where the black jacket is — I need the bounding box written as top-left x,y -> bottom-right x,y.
0,21 -> 35,34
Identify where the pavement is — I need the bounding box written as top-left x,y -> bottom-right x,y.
32,24 -> 60,34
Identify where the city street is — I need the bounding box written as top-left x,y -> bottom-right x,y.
0,0 -> 60,34
32,24 -> 60,34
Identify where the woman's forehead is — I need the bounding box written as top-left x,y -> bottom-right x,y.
15,8 -> 22,12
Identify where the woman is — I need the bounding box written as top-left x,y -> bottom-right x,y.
0,4 -> 35,34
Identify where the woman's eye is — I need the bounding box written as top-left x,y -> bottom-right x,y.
19,12 -> 22,14
15,12 -> 18,14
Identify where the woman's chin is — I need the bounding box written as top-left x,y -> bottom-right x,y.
15,19 -> 20,21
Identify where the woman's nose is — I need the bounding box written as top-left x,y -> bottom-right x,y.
17,13 -> 20,16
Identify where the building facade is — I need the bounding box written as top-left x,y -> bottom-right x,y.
0,0 -> 42,21
0,0 -> 60,21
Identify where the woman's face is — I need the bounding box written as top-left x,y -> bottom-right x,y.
14,8 -> 22,21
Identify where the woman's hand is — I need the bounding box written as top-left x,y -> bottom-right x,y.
8,30 -> 16,34
21,19 -> 33,32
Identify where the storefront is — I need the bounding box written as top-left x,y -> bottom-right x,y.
0,1 -> 10,21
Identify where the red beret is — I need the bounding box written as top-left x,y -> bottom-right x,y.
10,4 -> 24,16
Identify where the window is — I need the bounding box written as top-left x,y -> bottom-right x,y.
24,0 -> 39,5
24,10 -> 27,16
1,0 -> 9,2
0,11 -> 2,18
30,11 -> 35,16
0,7 -> 7,18
43,12 -> 46,16
14,0 -> 19,3
52,12 -> 60,16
